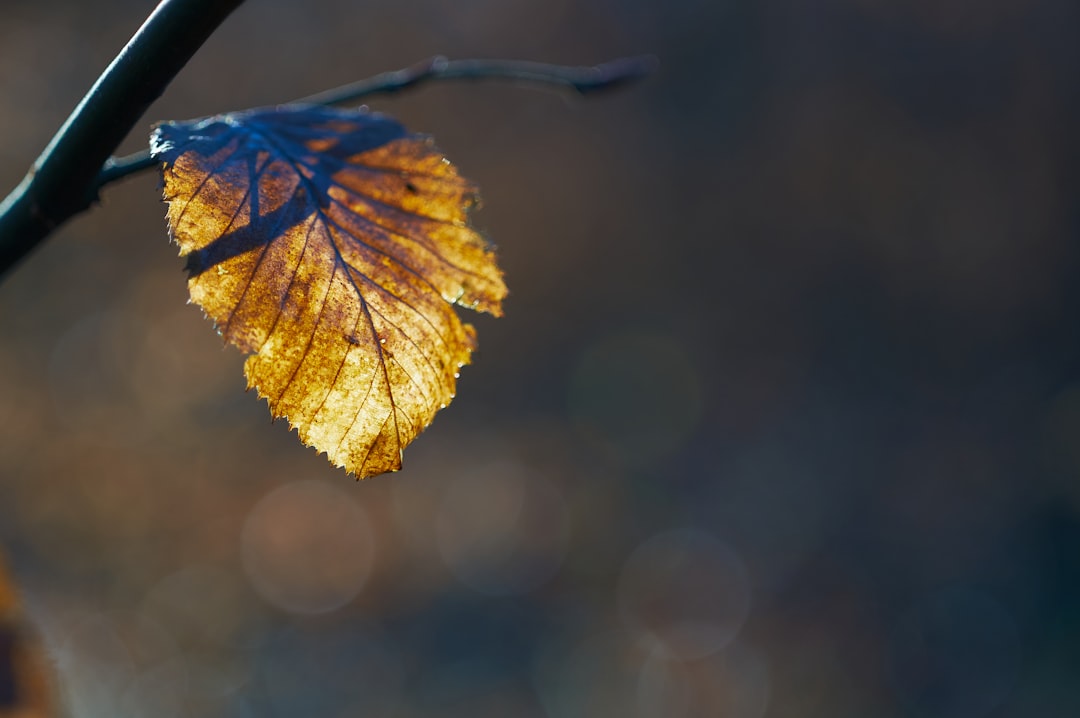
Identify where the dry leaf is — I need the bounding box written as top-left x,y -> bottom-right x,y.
150,106 -> 507,477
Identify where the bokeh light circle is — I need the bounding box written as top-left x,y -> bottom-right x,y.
54,613 -> 137,718
257,623 -> 403,718
634,643 -> 772,718
241,480 -> 374,614
617,528 -> 751,660
52,611 -> 190,718
436,461 -> 569,595
637,648 -> 690,718
532,630 -> 641,718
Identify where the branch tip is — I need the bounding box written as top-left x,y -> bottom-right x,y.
580,55 -> 658,93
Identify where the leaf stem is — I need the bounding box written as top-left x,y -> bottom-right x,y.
0,0 -> 246,279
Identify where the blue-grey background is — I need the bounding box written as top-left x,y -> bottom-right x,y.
1,0 -> 1079,716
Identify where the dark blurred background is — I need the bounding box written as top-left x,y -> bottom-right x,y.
1,0 -> 1079,716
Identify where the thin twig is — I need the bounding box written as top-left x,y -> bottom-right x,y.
0,0 -> 246,279
97,152 -> 161,187
296,54 -> 657,105
94,55 -> 656,192
1,47 -> 651,280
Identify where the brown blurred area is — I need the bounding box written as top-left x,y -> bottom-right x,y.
0,550 -> 53,718
2,0 -> 1080,716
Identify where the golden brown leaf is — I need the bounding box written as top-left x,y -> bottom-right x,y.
150,106 -> 506,477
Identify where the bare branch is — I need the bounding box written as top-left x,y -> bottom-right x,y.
0,0 -> 246,279
92,55 -> 656,191
1,44 -> 652,280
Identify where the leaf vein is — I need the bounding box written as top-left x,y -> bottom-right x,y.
221,153 -> 291,340
174,138 -> 243,228
273,250 -> 338,408
255,213 -> 319,354
324,190 -> 493,287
